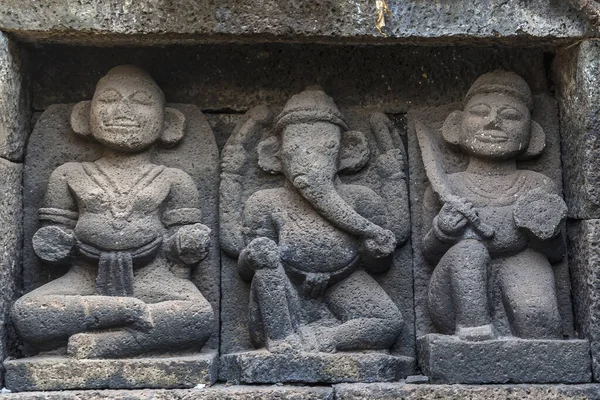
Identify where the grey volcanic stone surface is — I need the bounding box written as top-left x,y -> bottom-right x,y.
20,98 -> 220,354
0,0 -> 589,45
220,351 -> 415,384
0,32 -> 30,161
220,95 -> 414,382
418,334 -> 592,384
335,383 -> 600,400
568,219 -> 600,380
4,352 -> 218,391
554,41 -> 600,219
30,45 -> 549,114
408,93 -> 573,340
0,385 -> 334,399
4,384 -> 600,399
0,158 -> 22,381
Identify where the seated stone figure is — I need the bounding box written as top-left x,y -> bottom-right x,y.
221,87 -> 410,355
11,65 -> 215,359
420,71 -> 567,341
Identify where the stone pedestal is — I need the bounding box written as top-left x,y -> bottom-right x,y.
220,350 -> 415,384
418,334 -> 592,384
4,352 -> 218,392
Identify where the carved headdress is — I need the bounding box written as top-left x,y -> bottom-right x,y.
276,86 -> 349,132
464,71 -> 533,110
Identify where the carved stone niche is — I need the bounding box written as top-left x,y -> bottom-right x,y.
219,87 -> 415,383
408,71 -> 592,384
4,65 -> 220,391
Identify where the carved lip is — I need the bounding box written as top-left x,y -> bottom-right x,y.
104,118 -> 140,128
475,131 -> 508,143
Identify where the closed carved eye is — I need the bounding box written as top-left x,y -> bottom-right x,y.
97,89 -> 121,103
130,91 -> 154,105
499,107 -> 523,121
468,104 -> 490,117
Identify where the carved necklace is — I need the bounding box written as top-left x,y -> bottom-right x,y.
462,170 -> 527,203
82,162 -> 165,229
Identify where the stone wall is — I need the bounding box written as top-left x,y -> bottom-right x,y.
2,1 -> 600,398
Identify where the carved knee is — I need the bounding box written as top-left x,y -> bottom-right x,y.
509,298 -> 562,339
11,296 -> 47,344
443,239 -> 490,271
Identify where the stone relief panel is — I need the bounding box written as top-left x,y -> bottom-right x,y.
6,66 -> 220,391
408,71 -> 591,384
219,87 -> 415,383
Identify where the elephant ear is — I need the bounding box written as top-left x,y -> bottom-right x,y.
257,135 -> 282,174
441,110 -> 462,145
339,130 -> 370,173
70,101 -> 92,136
518,120 -> 545,160
159,107 -> 186,147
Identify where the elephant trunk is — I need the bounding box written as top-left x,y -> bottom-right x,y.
292,174 -> 384,239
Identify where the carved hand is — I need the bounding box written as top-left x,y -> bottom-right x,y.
376,148 -> 405,179
361,227 -> 397,259
167,223 -> 211,265
242,237 -> 280,271
32,225 -> 77,264
436,200 -> 472,236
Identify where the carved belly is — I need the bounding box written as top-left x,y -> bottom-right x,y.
278,228 -> 360,273
74,213 -> 163,251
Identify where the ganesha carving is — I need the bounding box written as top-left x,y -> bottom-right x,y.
220,86 -> 414,383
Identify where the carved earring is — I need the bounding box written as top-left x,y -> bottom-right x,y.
441,110 -> 463,145
160,107 -> 186,147
257,136 -> 282,174
520,121 -> 546,159
70,101 -> 92,136
339,130 -> 370,173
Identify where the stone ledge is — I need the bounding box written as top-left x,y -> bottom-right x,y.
220,350 -> 415,384
0,0 -> 590,46
418,334 -> 592,384
4,352 -> 218,392
3,383 -> 600,399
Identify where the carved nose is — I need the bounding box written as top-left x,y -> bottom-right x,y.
115,100 -> 132,115
484,110 -> 500,129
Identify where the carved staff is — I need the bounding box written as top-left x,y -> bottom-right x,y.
415,120 -> 494,239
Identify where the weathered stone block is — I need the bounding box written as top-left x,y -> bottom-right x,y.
568,219 -> 600,380
554,40 -> 600,219
2,385 -> 334,399
334,383 -> 600,400
0,0 -> 588,46
4,352 -> 218,391
0,31 -> 29,161
220,351 -> 415,384
0,158 -> 22,380
417,334 -> 592,384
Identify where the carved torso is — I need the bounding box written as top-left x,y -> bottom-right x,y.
59,161 -> 180,251
244,182 -> 384,274
447,169 -> 557,257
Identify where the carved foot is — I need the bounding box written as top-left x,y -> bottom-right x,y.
67,330 -> 140,359
456,324 -> 496,341
267,333 -> 304,354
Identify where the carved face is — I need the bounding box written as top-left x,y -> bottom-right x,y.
460,92 -> 531,160
279,122 -> 341,188
89,77 -> 165,152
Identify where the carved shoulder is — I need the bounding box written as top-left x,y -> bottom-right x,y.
49,162 -> 83,181
242,188 -> 283,243
520,170 -> 560,196
244,188 -> 283,215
